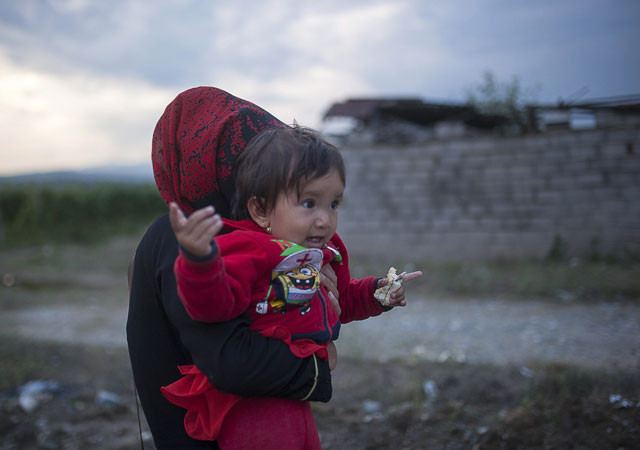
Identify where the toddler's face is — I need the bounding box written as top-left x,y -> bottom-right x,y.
266,169 -> 344,248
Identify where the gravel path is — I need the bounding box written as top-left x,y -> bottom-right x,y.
2,295 -> 639,370
2,304 -> 128,349
338,296 -> 640,370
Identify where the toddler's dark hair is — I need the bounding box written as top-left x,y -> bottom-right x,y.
232,125 -> 346,220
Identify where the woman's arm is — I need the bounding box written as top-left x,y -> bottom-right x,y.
165,281 -> 332,400
147,214 -> 332,400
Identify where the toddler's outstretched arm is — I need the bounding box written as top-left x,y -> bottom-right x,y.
169,202 -> 224,258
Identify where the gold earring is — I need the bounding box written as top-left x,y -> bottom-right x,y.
266,225 -> 272,234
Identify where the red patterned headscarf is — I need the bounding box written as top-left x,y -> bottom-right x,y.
152,86 -> 285,216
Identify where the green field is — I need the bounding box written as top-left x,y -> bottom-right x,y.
0,183 -> 166,247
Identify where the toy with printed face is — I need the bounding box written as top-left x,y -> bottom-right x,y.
257,246 -> 324,314
274,263 -> 320,304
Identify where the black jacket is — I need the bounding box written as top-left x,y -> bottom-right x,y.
126,214 -> 332,449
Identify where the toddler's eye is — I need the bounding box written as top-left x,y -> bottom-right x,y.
330,200 -> 341,209
302,200 -> 315,208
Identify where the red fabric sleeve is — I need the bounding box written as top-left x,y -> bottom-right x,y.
329,233 -> 387,323
174,234 -> 269,322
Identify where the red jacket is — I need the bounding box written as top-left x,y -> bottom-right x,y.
174,219 -> 385,350
163,220 -> 387,441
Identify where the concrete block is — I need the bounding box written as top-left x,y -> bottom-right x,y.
600,143 -> 628,158
452,218 -> 477,232
482,166 -> 509,182
507,166 -> 533,180
577,130 -> 606,146
568,145 -> 598,160
535,190 -> 564,205
609,128 -> 640,143
565,160 -> 591,173
432,218 -> 455,232
575,173 -> 604,188
617,158 -> 640,173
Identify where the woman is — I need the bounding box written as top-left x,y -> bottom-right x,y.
126,87 -> 334,449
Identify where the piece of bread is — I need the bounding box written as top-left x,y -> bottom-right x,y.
374,267 -> 403,306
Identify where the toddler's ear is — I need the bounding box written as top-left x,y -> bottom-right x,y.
247,197 -> 269,229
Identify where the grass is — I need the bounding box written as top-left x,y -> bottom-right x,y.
0,234 -> 138,274
0,333 -> 56,390
3,234 -> 638,307
352,258 -> 640,302
0,235 -> 134,309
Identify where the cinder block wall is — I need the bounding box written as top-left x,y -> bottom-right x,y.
336,126 -> 640,262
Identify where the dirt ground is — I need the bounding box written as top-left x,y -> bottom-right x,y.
0,237 -> 639,449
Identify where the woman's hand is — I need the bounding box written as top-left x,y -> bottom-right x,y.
169,203 -> 224,258
326,342 -> 338,371
320,264 -> 341,316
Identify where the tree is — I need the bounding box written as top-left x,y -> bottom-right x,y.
466,71 -> 539,134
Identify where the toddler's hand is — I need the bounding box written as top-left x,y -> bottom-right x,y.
378,270 -> 422,307
169,202 -> 224,258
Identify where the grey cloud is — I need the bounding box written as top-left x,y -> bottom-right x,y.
0,1 -> 215,85
1,0 -> 638,103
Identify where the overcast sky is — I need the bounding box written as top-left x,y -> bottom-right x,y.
1,0 -> 638,175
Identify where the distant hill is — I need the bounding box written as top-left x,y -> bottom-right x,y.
0,163 -> 154,185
